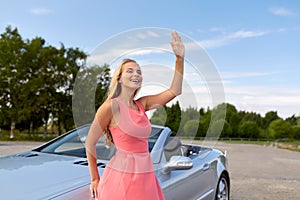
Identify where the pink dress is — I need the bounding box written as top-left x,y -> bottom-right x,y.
97,97 -> 165,200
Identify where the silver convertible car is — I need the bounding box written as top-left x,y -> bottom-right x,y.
0,124 -> 230,200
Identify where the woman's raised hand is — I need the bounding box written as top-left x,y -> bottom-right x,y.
170,30 -> 185,58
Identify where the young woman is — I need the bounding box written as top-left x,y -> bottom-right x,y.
86,30 -> 184,200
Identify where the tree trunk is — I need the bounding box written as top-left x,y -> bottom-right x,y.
43,115 -> 49,138
10,122 -> 15,139
29,121 -> 33,136
58,116 -> 62,135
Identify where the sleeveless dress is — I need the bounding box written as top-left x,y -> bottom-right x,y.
97,97 -> 165,200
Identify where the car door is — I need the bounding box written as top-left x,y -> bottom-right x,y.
160,160 -> 215,200
159,151 -> 216,200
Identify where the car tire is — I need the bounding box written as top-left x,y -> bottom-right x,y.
215,173 -> 230,200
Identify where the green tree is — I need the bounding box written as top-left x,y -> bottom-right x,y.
0,26 -> 25,138
150,106 -> 167,126
291,126 -> 300,140
263,111 -> 280,129
239,111 -> 263,128
196,109 -> 211,138
150,117 -> 165,126
268,119 -> 293,139
0,26 -> 89,136
238,121 -> 260,139
285,115 -> 298,126
208,119 -> 232,138
165,101 -> 181,133
183,120 -> 198,137
72,64 -> 110,127
55,46 -> 87,133
224,103 -> 241,136
181,106 -> 200,126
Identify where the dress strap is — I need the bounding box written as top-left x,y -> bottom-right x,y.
133,100 -> 145,112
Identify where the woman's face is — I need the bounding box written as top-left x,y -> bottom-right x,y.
119,61 -> 143,90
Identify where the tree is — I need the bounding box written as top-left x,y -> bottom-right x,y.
224,103 -> 241,136
181,106 -> 200,126
165,101 -> 181,133
291,126 -> 300,140
183,120 -> 198,137
208,119 -> 232,138
239,111 -> 263,128
238,121 -> 260,139
94,64 -> 111,109
196,109 -> 211,138
150,117 -> 165,126
0,26 -> 25,138
0,26 -> 89,136
54,46 -> 87,133
268,119 -> 293,139
72,64 -> 110,127
150,105 -> 167,126
263,111 -> 280,129
209,103 -> 240,137
285,115 -> 298,126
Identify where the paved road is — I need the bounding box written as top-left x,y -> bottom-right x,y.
1,141 -> 299,200
207,141 -> 300,200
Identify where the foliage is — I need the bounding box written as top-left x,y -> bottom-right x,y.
150,102 -> 299,140
238,121 -> 260,139
268,119 -> 293,139
183,120 -> 199,137
0,26 -> 110,135
151,102 -> 181,134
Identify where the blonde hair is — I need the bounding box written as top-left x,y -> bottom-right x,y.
104,58 -> 140,145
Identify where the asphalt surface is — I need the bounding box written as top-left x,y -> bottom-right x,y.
0,141 -> 299,200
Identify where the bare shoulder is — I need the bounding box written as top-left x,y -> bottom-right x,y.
96,99 -> 113,117
96,98 -> 120,119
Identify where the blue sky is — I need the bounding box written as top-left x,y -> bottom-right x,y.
1,0 -> 300,118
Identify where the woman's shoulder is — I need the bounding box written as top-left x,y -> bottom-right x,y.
96,99 -> 117,116
101,98 -> 121,114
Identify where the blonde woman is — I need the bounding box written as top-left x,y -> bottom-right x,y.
86,30 -> 184,200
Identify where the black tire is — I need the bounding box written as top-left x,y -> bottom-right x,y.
215,173 -> 230,200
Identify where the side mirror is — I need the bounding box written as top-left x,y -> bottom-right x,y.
164,156 -> 193,173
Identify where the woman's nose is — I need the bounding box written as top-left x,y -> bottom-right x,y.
133,71 -> 140,76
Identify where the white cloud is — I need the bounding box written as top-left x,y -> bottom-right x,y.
269,7 -> 296,16
220,71 -> 278,79
199,30 -> 268,49
223,85 -> 300,118
229,30 -> 267,39
31,8 -> 53,15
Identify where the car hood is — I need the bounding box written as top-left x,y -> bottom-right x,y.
0,151 -> 106,200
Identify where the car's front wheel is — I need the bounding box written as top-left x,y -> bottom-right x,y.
215,173 -> 229,200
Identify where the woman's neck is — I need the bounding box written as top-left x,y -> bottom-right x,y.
118,90 -> 136,106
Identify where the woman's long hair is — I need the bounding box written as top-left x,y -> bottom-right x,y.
104,58 -> 139,145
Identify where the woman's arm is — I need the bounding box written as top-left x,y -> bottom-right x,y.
138,30 -> 185,111
85,100 -> 113,198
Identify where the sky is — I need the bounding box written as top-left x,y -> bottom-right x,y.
1,0 -> 300,119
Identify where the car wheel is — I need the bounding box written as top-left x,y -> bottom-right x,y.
215,174 -> 229,200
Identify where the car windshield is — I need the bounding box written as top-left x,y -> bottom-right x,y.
34,125 -> 163,160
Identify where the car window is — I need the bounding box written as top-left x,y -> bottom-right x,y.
35,125 -> 163,159
37,126 -> 90,158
